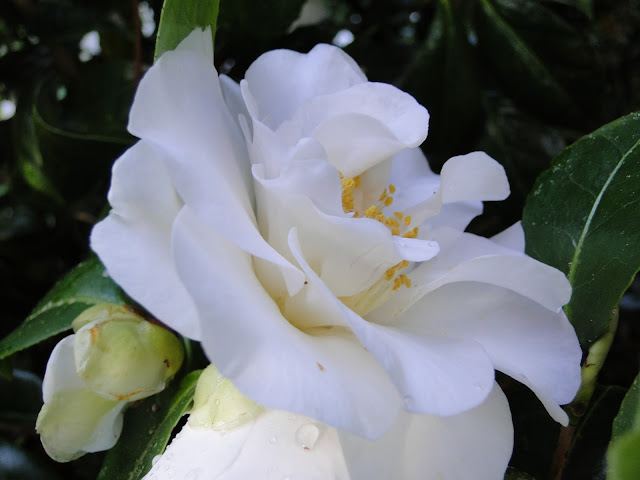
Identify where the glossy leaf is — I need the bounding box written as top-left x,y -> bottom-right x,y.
0,257 -> 126,360
155,0 -> 220,60
522,111 -> 640,348
607,372 -> 640,480
97,370 -> 202,480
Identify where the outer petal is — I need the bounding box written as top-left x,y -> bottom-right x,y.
37,336 -> 126,462
90,141 -> 200,339
143,411 -> 350,480
394,282 -> 582,424
289,229 -> 495,417
171,208 -> 402,438
340,383 -> 513,480
243,44 -> 367,130
405,152 -> 510,228
128,28 -> 304,295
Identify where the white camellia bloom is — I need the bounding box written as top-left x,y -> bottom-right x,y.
91,28 -> 582,476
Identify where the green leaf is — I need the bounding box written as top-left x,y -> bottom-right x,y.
522,111 -> 640,348
476,0 -> 599,123
0,257 -> 126,360
607,431 -> 640,480
400,0 -> 482,162
155,0 -> 220,60
611,372 -> 640,441
504,467 -> 536,480
607,372 -> 640,480
542,0 -> 593,19
97,370 -> 202,480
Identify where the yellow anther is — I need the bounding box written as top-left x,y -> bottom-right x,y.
394,212 -> 404,220
400,274 -> 411,287
403,216 -> 412,225
384,196 -> 393,207
379,189 -> 388,201
391,227 -> 400,235
388,184 -> 396,194
353,176 -> 361,188
392,277 -> 402,291
384,265 -> 398,280
403,227 -> 418,239
364,206 -> 379,218
375,213 -> 385,222
399,260 -> 409,269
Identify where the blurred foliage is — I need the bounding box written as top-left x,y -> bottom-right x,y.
0,0 -> 639,478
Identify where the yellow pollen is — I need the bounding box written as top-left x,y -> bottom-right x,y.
403,227 -> 418,239
391,227 -> 400,235
353,176 -> 361,187
364,205 -> 379,218
388,184 -> 396,194
394,212 -> 404,220
399,260 -> 410,269
379,189 -> 388,201
384,196 -> 393,207
403,215 -> 412,225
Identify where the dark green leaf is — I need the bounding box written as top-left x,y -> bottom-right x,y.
155,0 -> 220,60
476,0 -> 599,123
14,65 -> 134,203
400,0 -> 482,161
607,372 -> 640,480
607,431 -> 640,480
541,0 -> 593,19
98,370 -> 202,480
504,466 -> 536,480
0,257 -> 126,360
563,386 -> 625,480
611,372 -> 640,441
522,111 -> 640,348
0,369 -> 42,428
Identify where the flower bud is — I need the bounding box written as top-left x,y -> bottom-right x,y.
73,303 -> 184,402
189,364 -> 263,430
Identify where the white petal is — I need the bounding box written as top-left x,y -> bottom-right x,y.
38,336 -> 126,462
42,336 -> 83,402
491,221 -> 525,252
90,141 -> 200,339
370,227 -> 570,321
128,26 -> 304,295
439,152 -> 510,203
171,208 -> 401,438
341,383 -> 513,480
143,411 -> 350,480
284,83 -> 429,176
289,229 -> 495,417
392,237 -> 439,262
394,282 -> 582,423
244,44 -> 367,130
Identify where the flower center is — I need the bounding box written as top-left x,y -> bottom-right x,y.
338,172 -> 419,316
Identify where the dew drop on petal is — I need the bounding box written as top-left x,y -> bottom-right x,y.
269,436 -> 278,445
151,455 -> 161,467
295,424 -> 319,450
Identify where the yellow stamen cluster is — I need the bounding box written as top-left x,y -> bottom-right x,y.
340,174 -> 421,292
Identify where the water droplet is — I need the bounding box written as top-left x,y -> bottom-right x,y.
287,414 -> 296,422
295,423 -> 319,450
151,455 -> 161,467
269,436 -> 278,445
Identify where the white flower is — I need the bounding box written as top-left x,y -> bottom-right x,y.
91,26 -> 581,451
36,304 -> 183,461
